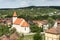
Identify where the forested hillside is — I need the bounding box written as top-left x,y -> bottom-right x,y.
0,6 -> 60,20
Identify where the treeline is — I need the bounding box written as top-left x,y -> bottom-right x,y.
18,15 -> 60,20
0,7 -> 60,20
5,15 -> 60,21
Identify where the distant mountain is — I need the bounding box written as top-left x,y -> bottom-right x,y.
0,6 -> 60,10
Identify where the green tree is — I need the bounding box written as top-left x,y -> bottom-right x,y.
0,25 -> 12,36
47,17 -> 54,28
17,33 -> 24,40
33,33 -> 42,40
30,24 -> 41,33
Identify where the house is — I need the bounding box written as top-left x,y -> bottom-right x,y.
32,20 -> 49,31
10,32 -> 19,40
0,18 -> 12,26
12,12 -> 30,33
45,20 -> 60,40
32,20 -> 43,27
0,35 -> 10,40
5,18 -> 12,26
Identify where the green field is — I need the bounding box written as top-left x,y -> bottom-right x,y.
17,33 -> 45,40
23,35 -> 34,40
17,35 -> 34,40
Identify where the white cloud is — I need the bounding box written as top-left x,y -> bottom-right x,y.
0,0 -> 60,8
19,1 -> 30,7
0,0 -> 31,8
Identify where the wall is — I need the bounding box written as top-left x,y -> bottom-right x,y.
12,24 -> 30,33
12,17 -> 17,23
45,33 -> 59,40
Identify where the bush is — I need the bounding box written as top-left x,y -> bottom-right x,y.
33,33 -> 42,40
30,24 -> 40,33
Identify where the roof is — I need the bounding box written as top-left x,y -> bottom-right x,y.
13,11 -> 17,17
14,18 -> 29,27
32,20 -> 48,25
0,35 -> 9,40
21,21 -> 29,27
14,18 -> 23,25
46,26 -> 60,35
57,20 -> 60,23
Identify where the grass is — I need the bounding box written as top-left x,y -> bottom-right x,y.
23,35 -> 34,40
17,35 -> 34,40
17,33 -> 45,40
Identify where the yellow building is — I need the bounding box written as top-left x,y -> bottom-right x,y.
45,26 -> 60,40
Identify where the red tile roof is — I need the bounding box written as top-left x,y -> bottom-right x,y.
46,26 -> 60,35
14,18 -> 23,25
14,18 -> 29,27
13,11 -> 29,27
21,21 -> 29,27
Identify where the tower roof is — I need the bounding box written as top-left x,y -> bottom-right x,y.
13,11 -> 17,17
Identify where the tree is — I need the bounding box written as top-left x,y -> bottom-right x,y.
17,33 -> 24,40
30,24 -> 41,33
47,17 -> 54,28
0,25 -> 12,36
33,32 -> 42,40
40,27 -> 43,32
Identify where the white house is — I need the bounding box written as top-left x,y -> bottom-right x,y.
12,12 -> 30,33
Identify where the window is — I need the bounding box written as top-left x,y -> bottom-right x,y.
25,27 -> 26,31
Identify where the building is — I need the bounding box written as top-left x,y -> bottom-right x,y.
32,20 -> 49,31
12,12 -> 30,33
0,35 -> 10,40
45,20 -> 60,40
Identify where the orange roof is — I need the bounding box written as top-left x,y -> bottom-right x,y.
14,18 -> 23,25
21,21 -> 29,27
14,18 -> 29,27
13,11 -> 17,17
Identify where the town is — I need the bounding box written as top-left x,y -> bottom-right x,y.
0,7 -> 60,40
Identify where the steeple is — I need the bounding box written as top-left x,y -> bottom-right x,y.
13,11 -> 17,17
12,11 -> 17,23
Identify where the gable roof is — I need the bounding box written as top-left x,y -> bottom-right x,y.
14,18 -> 29,27
21,21 -> 29,27
14,18 -> 23,25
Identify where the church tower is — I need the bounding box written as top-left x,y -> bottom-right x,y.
12,11 -> 17,23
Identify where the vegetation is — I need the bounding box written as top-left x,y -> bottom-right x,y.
0,7 -> 60,20
0,24 -> 16,37
30,24 -> 43,33
0,25 -> 10,36
17,34 -> 24,40
33,33 -> 42,40
0,7 -> 60,40
22,35 -> 33,40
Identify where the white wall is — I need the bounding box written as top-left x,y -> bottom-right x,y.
20,27 -> 30,33
12,17 -> 17,23
43,24 -> 49,31
12,24 -> 30,33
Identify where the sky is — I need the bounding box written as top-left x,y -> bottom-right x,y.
0,0 -> 60,8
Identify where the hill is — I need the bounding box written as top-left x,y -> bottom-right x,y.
0,6 -> 60,20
